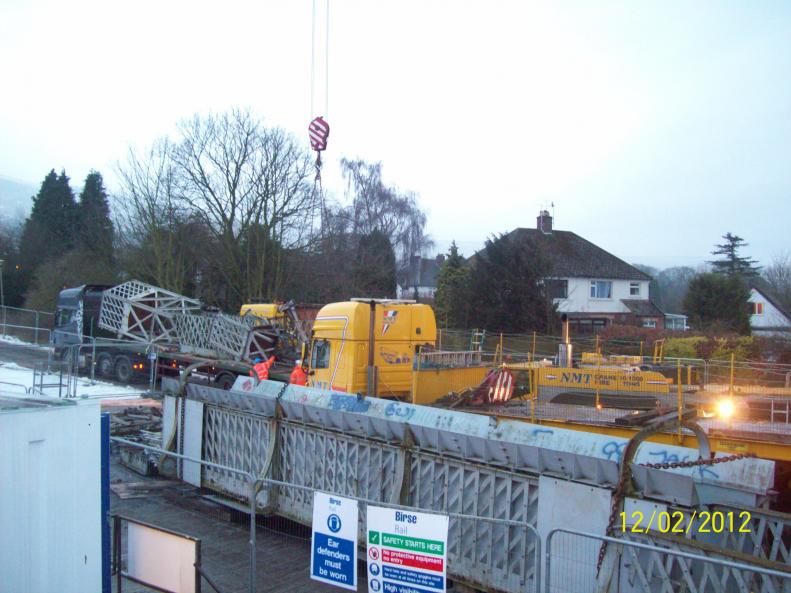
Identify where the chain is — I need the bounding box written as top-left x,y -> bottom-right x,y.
638,452 -> 755,470
598,467 -> 631,571
596,452 -> 755,571
275,380 -> 289,400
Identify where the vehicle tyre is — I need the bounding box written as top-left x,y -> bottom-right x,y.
215,374 -> 235,390
96,353 -> 113,377
114,356 -> 133,383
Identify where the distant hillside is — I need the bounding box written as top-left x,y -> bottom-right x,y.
0,176 -> 35,223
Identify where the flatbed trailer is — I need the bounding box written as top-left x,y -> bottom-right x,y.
52,280 -> 296,389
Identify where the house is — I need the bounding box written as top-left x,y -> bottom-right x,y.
479,211 -> 664,333
748,281 -> 791,337
396,254 -> 444,300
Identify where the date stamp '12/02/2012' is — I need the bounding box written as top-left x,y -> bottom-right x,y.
620,510 -> 752,535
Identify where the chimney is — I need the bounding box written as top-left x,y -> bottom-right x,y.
537,210 -> 553,234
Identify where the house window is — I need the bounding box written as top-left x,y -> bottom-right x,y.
569,318 -> 608,334
751,302 -> 764,315
590,280 -> 612,299
630,282 -> 640,296
642,319 -> 657,328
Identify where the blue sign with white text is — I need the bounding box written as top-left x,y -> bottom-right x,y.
311,491 -> 359,591
312,532 -> 355,587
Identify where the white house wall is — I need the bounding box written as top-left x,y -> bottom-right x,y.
555,278 -> 650,314
750,288 -> 791,330
0,403 -> 102,593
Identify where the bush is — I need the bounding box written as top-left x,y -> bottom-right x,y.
708,337 -> 760,362
663,337 -> 707,359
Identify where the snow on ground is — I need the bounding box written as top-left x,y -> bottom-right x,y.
0,360 -> 146,402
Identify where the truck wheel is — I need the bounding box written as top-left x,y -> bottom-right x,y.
96,353 -> 113,377
114,356 -> 133,383
215,374 -> 235,390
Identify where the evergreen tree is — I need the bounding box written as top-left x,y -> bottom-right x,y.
708,233 -> 760,277
0,222 -> 25,307
467,234 -> 556,333
77,171 -> 115,261
353,230 -> 396,297
434,241 -> 471,329
18,170 -> 78,276
683,273 -> 750,334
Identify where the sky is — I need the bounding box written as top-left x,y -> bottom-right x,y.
1,0 -> 790,270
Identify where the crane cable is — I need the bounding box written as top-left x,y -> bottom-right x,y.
310,0 -> 330,120
309,0 -> 331,235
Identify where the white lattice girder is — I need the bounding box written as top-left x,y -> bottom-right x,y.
98,280 -> 201,343
98,280 -> 273,359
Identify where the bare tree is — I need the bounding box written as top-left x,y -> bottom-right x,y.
339,159 -> 432,263
114,138 -> 197,293
171,109 -> 317,305
765,252 -> 791,312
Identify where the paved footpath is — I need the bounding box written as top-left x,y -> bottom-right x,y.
110,456 -> 368,593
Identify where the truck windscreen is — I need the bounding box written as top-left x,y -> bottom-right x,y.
55,309 -> 75,327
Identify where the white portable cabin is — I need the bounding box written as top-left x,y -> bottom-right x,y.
0,397 -> 101,593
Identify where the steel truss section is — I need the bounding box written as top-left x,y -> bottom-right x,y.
408,452 -> 540,593
622,531 -> 791,593
197,400 -> 540,593
175,312 -> 256,360
273,422 -> 403,528
98,280 -> 201,343
202,405 -> 272,503
711,504 -> 791,567
178,383 -> 787,593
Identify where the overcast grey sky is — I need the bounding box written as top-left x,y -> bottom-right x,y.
1,1 -> 789,269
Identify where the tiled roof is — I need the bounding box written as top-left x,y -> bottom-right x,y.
621,299 -> 665,317
500,228 -> 651,281
397,257 -> 442,289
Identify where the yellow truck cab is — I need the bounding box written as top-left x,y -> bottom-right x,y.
308,299 -> 436,398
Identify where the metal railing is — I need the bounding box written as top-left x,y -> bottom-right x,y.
0,305 -> 53,345
0,322 -> 52,346
545,527 -> 791,593
0,380 -> 32,395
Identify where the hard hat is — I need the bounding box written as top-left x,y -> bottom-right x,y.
295,359 -> 302,365
254,357 -> 263,364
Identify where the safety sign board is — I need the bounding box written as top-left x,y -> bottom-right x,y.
367,506 -> 449,593
311,491 -> 358,590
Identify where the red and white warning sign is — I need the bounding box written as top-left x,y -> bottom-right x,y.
366,507 -> 449,593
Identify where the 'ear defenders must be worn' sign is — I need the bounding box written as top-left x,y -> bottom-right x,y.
367,506 -> 449,593
311,491 -> 359,590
